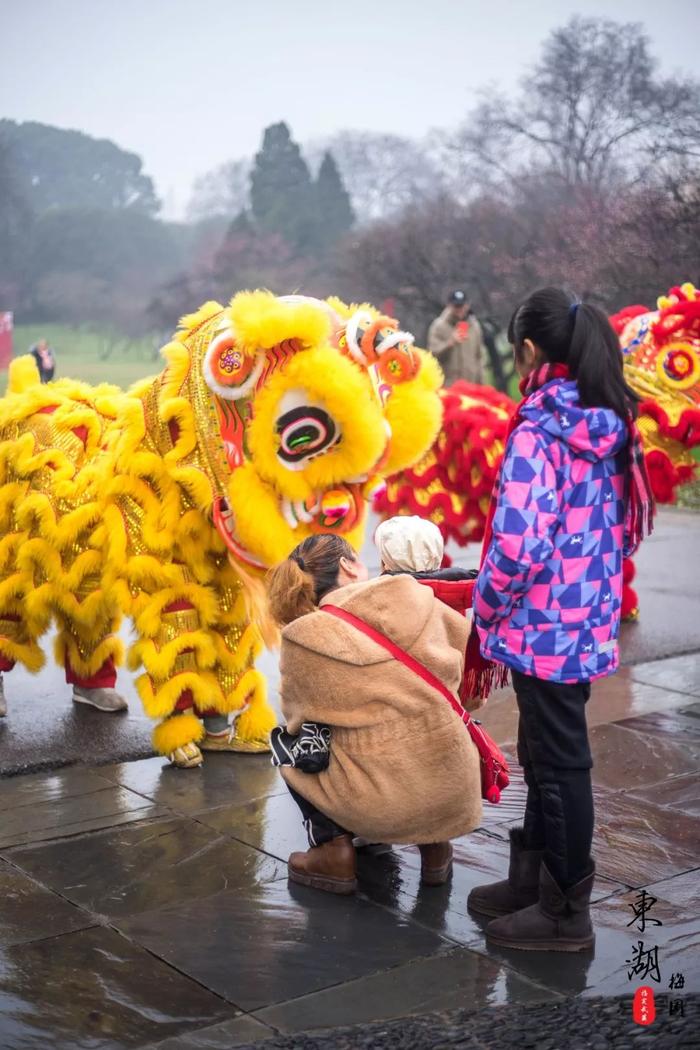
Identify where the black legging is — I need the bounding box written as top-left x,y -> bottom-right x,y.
287,785 -> 349,846
512,669 -> 594,889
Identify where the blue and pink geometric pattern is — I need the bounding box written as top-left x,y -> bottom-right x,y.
474,377 -> 632,683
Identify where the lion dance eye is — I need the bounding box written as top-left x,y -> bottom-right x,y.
656,342 -> 700,390
202,332 -> 263,400
276,406 -> 339,465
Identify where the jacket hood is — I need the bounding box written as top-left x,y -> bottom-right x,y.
282,575 -> 437,666
520,378 -> 628,461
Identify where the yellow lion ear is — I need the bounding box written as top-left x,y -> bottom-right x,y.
202,329 -> 264,400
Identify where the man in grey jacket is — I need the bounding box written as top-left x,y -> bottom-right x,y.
427,290 -> 485,386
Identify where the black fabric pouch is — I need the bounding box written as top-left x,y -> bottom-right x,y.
270,722 -> 331,773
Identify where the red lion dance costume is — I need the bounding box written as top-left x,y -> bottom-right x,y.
375,284 -> 700,619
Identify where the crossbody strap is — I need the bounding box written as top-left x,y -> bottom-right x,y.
323,604 -> 471,726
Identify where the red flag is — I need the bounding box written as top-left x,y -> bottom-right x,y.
0,312 -> 13,369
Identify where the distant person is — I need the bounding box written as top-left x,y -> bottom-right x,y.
428,290 -> 485,387
30,338 -> 56,383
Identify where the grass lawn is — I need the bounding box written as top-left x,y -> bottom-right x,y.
3,324 -> 162,394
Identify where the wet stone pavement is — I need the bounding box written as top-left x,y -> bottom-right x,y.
0,510 -> 698,1048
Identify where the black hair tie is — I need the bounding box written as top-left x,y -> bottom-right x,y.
294,554 -> 306,572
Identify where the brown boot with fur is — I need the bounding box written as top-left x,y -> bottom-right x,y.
467,828 -> 542,917
485,861 -> 596,952
288,834 -> 357,895
419,842 -> 453,885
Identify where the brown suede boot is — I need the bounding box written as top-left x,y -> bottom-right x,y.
485,861 -> 596,952
419,842 -> 453,886
288,834 -> 357,895
467,828 -> 542,917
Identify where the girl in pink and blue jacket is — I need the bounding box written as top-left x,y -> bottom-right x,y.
468,287 -> 653,953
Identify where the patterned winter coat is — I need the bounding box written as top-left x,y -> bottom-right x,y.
474,376 -> 631,683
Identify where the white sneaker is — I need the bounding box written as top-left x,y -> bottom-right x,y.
0,673 -> 6,717
72,686 -> 128,712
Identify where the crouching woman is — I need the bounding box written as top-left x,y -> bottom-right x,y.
266,533 -> 482,895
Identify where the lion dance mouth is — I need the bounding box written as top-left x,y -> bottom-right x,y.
213,481 -> 379,570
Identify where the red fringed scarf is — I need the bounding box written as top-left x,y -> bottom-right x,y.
462,362 -> 655,701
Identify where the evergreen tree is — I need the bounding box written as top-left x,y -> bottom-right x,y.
249,122 -> 316,254
314,151 -> 355,249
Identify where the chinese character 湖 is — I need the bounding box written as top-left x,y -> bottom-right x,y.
626,941 -> 661,983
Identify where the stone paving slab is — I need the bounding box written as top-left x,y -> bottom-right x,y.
196,789 -> 309,861
630,651 -> 700,698
5,816 -> 285,919
146,1015 -> 274,1049
592,790 -> 700,887
585,721 -> 700,792
629,771 -> 700,814
97,752 -> 286,816
0,858 -> 90,947
0,925 -> 237,1050
116,880 -> 452,1013
251,947 -> 559,1035
0,764 -> 168,849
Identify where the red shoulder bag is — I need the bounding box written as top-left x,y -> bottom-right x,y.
323,605 -> 510,804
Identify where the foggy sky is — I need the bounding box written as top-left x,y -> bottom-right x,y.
3,0 -> 698,218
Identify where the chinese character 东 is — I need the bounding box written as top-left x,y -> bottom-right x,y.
669,999 -> 685,1018
669,973 -> 685,990
626,941 -> 661,983
627,890 -> 662,933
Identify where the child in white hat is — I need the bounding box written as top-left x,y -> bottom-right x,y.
375,516 -> 475,616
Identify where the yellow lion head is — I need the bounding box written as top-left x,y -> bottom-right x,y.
155,290 -> 443,569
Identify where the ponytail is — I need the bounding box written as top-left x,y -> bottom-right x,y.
266,533 -> 357,626
509,287 -> 640,419
266,558 -> 316,627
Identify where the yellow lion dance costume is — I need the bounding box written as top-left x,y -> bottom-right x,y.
0,292 -> 442,766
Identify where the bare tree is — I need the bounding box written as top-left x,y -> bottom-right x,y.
449,17 -> 700,192
306,131 -> 443,222
186,158 -> 251,222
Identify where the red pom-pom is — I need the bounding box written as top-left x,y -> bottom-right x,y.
485,785 -> 501,804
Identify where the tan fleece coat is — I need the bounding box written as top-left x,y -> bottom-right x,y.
427,307 -> 485,386
280,575 -> 482,844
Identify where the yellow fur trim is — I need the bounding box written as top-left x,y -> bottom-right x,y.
54,633 -> 125,677
211,622 -> 263,673
227,466 -> 298,567
382,350 -> 443,474
228,290 -> 331,355
176,301 -> 224,340
161,399 -> 199,464
7,355 -> 41,394
137,669 -> 224,719
127,630 -> 218,676
233,671 -> 277,743
152,711 -> 205,755
0,636 -> 45,672
132,583 -> 220,638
